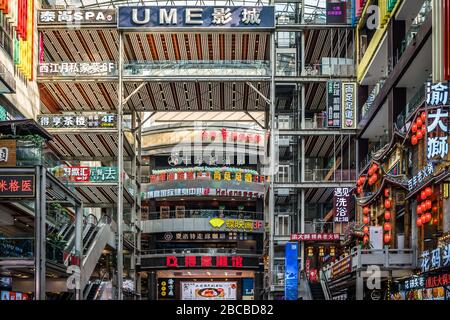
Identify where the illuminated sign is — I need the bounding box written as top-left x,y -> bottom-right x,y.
158,278 -> 175,299
209,218 -> 264,232
341,83 -> 357,129
0,175 -> 35,198
326,1 -> 347,25
145,188 -> 264,199
290,233 -> 341,241
38,9 -> 116,25
407,163 -> 434,192
150,168 -> 264,184
181,281 -> 237,300
285,242 -> 298,300
53,166 -> 118,183
420,243 -> 450,273
38,114 -> 116,129
333,187 -> 351,223
166,255 -> 246,268
327,81 -> 342,128
160,232 -> 252,241
118,6 -> 275,29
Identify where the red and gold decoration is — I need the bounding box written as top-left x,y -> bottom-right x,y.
416,186 -> 435,227
409,112 -> 427,146
383,188 -> 392,245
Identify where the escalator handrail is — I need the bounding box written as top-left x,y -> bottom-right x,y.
319,269 -> 332,300
82,214 -> 113,255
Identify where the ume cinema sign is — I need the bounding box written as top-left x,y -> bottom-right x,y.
118,6 -> 275,29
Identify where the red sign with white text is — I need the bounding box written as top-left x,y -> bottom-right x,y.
290,233 -> 340,241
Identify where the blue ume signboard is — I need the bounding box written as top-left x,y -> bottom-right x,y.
118,6 -> 275,29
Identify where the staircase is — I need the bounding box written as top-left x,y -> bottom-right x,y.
309,282 -> 326,300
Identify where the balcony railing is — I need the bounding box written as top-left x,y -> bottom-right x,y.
395,82 -> 426,131
141,247 -> 261,256
144,210 -> 263,221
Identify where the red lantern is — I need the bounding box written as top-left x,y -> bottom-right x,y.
384,211 -> 391,220
411,123 -> 418,133
384,222 -> 391,232
433,218 -> 438,225
372,174 -> 378,182
363,216 -> 370,224
363,226 -> 369,234
411,135 -> 418,145
421,127 -> 427,135
232,132 -> 238,141
363,235 -> 369,244
432,206 -> 438,213
384,234 -> 391,244
357,186 -> 362,194
416,118 -> 423,127
421,112 -> 427,121
421,190 -> 427,200
384,188 -> 390,198
416,217 -> 423,227
368,167 -> 374,176
368,178 -> 374,186
417,131 -> 423,140
421,215 -> 427,224
425,200 -> 432,210
384,199 -> 391,209
363,207 -> 369,215
421,203 -> 427,213
425,187 -> 433,197
425,213 -> 432,223
416,205 -> 423,215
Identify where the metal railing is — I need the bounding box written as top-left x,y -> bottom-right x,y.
304,168 -> 357,182
144,209 -> 264,221
303,63 -> 354,77
396,82 -> 426,131
141,247 -> 261,256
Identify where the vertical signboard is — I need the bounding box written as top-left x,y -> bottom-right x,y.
341,82 -> 357,129
326,1 -> 347,24
327,81 -> 341,128
333,187 -> 350,223
242,278 -> 254,300
285,242 -> 298,300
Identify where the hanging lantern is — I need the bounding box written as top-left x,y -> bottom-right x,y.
384,199 -> 391,209
384,222 -> 392,232
363,207 -> 369,215
384,188 -> 390,198
421,202 -> 427,213
421,127 -> 427,135
421,112 -> 427,121
357,186 -> 362,194
421,190 -> 427,200
412,123 -> 418,133
368,177 -> 374,186
416,217 -> 423,227
307,247 -> 314,257
357,177 -> 363,186
425,200 -> 432,210
363,235 -> 369,245
432,206 -> 438,214
329,246 -> 336,257
425,212 -> 432,223
372,173 -> 378,182
384,210 -> 391,220
318,246 -> 325,257
363,226 -> 369,234
384,233 -> 391,244
372,164 -> 378,171
416,194 -> 422,202
368,167 -> 374,176
416,118 -> 423,127
417,131 -> 423,140
433,218 -> 438,225
425,187 -> 433,197
363,216 -> 370,225
421,215 -> 427,224
416,205 -> 423,215
411,135 -> 418,145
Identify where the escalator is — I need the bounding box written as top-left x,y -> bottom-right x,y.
309,282 -> 326,300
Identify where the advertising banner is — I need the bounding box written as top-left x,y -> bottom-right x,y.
333,187 -> 351,223
326,1 -> 347,24
118,6 -> 275,30
38,114 -> 117,129
181,281 -> 237,300
341,83 -> 357,129
327,81 -> 342,128
242,278 -> 254,300
38,9 -> 116,25
285,242 -> 298,300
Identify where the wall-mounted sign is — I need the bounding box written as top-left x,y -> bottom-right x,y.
150,168 -> 264,184
426,81 -> 449,106
54,166 -> 118,183
398,276 -> 426,291
38,9 -> 116,25
0,140 -> 16,166
181,281 -> 237,300
290,233 -> 340,241
326,81 -> 341,128
420,243 -> 450,273
209,218 -> 264,232
158,278 -> 175,299
0,175 -> 35,198
146,188 -> 264,199
285,242 -> 298,300
426,107 -> 449,160
166,255 -> 247,268
38,62 -> 117,77
242,278 -> 254,300
118,6 -> 275,30
333,187 -> 350,223
407,163 -> 434,192
326,1 -> 347,24
201,129 -> 263,145
0,291 -> 30,300
159,231 -> 252,241
341,83 -> 357,129
330,256 -> 351,280
38,114 -> 116,129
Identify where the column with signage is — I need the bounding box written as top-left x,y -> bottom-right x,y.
285,242 -> 298,300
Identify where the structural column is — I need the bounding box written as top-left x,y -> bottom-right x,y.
75,204 -> 83,300
34,166 -> 46,300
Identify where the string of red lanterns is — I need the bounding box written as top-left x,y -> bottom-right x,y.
416,186 -> 434,227
410,112 -> 427,145
384,190 -> 392,245
362,206 -> 370,245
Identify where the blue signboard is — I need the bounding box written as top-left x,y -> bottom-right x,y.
285,242 -> 298,300
118,6 -> 275,29
242,278 -> 254,300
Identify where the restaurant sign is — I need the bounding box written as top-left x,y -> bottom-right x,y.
38,10 -> 116,25
160,232 -> 252,241
38,62 -> 116,77
38,114 -> 116,129
209,218 -> 264,232
420,243 -> 450,273
0,175 -> 35,198
56,166 -> 118,183
166,255 -> 251,268
341,83 -> 357,129
146,188 -> 264,199
407,163 -> 434,192
290,233 -> 341,241
333,187 -> 350,223
118,6 -> 275,29
326,81 -> 341,128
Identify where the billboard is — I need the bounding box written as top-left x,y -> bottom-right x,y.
181,281 -> 237,300
285,242 -> 298,300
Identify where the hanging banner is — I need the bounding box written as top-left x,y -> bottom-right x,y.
327,81 -> 342,128
37,114 -> 117,129
118,6 -> 275,30
285,242 -> 298,300
341,82 -> 357,129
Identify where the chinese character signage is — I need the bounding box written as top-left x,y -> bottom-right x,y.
290,233 -> 341,241
426,81 -> 449,106
0,175 -> 35,198
146,188 -> 264,199
56,166 -> 118,183
158,278 -> 175,299
327,81 -> 341,128
209,218 -> 264,232
341,83 -> 357,129
407,163 -> 434,192
333,187 -> 351,223
0,140 -> 16,167
118,6 -> 275,29
38,114 -> 116,129
165,255 -> 250,268
326,1 -> 347,24
38,62 -> 116,77
285,242 -> 298,300
161,232 -> 251,241
38,10 -> 116,25
426,107 -> 449,161
181,281 -> 237,300
420,244 -> 450,273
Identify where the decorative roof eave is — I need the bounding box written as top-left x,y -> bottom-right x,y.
371,130 -> 406,163
355,175 -> 409,207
